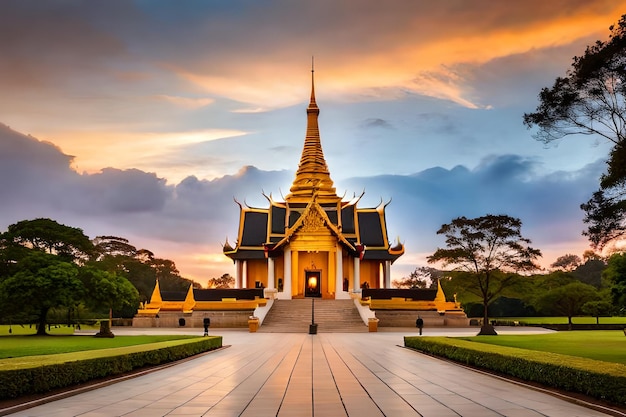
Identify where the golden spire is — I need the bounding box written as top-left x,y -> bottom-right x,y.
287,60 -> 338,202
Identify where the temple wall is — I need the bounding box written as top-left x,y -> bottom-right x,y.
246,259 -> 268,288
132,310 -> 254,328
375,310 -> 469,327
359,261 -> 380,289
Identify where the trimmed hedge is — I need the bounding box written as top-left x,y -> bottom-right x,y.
0,336 -> 222,400
404,336 -> 626,406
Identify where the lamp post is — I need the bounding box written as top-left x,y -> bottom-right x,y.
307,275 -> 318,334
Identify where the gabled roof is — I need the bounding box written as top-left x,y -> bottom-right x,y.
272,198 -> 355,251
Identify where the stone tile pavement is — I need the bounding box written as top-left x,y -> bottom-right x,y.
2,327 -> 622,416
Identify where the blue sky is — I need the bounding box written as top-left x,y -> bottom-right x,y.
1,0 -> 624,284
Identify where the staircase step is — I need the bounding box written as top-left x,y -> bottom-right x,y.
259,299 -> 367,333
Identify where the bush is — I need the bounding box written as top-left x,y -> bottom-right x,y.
0,336 -> 222,399
404,336 -> 626,406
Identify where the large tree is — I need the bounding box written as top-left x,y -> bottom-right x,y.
550,254 -> 581,271
79,265 -> 139,337
207,274 -> 235,289
534,282 -> 600,329
602,252 -> 626,310
428,215 -> 541,335
3,218 -> 94,263
0,251 -> 82,335
523,15 -> 626,248
392,266 -> 440,289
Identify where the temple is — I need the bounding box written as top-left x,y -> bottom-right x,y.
223,67 -> 405,299
133,67 -> 468,330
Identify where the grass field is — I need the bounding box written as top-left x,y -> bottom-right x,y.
0,334 -> 204,359
461,330 -> 626,364
499,316 -> 626,325
0,324 -> 101,336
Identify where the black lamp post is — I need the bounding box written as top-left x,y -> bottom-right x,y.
306,274 -> 319,334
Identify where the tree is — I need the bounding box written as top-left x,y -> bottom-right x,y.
79,265 -> 139,336
207,274 -> 235,289
392,266 -> 440,289
550,254 -> 581,271
3,218 -> 94,263
571,258 -> 606,288
581,300 -> 614,324
428,215 -> 541,335
602,252 -> 626,309
92,236 -> 137,260
534,282 -> 600,329
524,15 -> 626,248
0,252 -> 82,335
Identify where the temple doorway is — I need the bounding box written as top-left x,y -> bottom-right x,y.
305,270 -> 322,298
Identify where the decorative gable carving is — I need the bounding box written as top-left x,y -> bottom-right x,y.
301,208 -> 325,232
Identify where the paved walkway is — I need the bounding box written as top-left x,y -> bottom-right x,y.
4,328 -> 620,417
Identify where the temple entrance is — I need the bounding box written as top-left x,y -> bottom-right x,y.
305,269 -> 322,298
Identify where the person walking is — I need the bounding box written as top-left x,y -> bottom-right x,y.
416,316 -> 424,335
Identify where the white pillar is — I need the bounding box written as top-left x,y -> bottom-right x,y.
242,260 -> 247,288
281,248 -> 292,299
385,261 -> 391,288
353,257 -> 360,292
267,257 -> 275,289
235,260 -> 241,289
335,246 -> 344,296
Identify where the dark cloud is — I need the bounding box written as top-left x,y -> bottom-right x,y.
0,1 -> 129,92
361,118 -> 393,129
0,125 -> 602,262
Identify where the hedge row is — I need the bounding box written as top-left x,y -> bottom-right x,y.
404,336 -> 626,406
0,336 -> 222,400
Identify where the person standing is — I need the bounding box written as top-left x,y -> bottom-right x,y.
416,316 -> 424,335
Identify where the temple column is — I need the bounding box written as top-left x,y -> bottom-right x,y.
267,257 -> 275,289
242,260 -> 247,288
235,260 -> 241,289
353,257 -> 360,292
291,250 -> 298,297
385,261 -> 391,288
280,248 -> 292,299
335,246 -> 348,298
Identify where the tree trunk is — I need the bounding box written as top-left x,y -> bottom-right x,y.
568,315 -> 573,330
478,301 -> 497,335
36,308 -> 49,335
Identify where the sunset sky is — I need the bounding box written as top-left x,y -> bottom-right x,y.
2,0 -> 625,284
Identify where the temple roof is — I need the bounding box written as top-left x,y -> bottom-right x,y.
223,68 -> 405,263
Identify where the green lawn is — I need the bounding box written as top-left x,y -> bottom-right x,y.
498,316 -> 626,325
0,334 -> 203,359
461,330 -> 626,364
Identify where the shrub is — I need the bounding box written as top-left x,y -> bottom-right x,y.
404,336 -> 626,405
0,336 -> 222,399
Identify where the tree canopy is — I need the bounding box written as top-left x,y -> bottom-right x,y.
534,282 -> 599,329
550,253 -> 581,271
428,214 -> 541,335
524,15 -> 626,249
3,218 -> 94,263
0,218 -> 195,333
0,251 -> 82,335
392,266 -> 440,289
602,252 -> 626,310
207,274 -> 235,289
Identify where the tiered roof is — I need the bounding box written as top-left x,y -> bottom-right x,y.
223,68 -> 404,262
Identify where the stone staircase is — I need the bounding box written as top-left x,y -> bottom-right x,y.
259,299 -> 368,333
